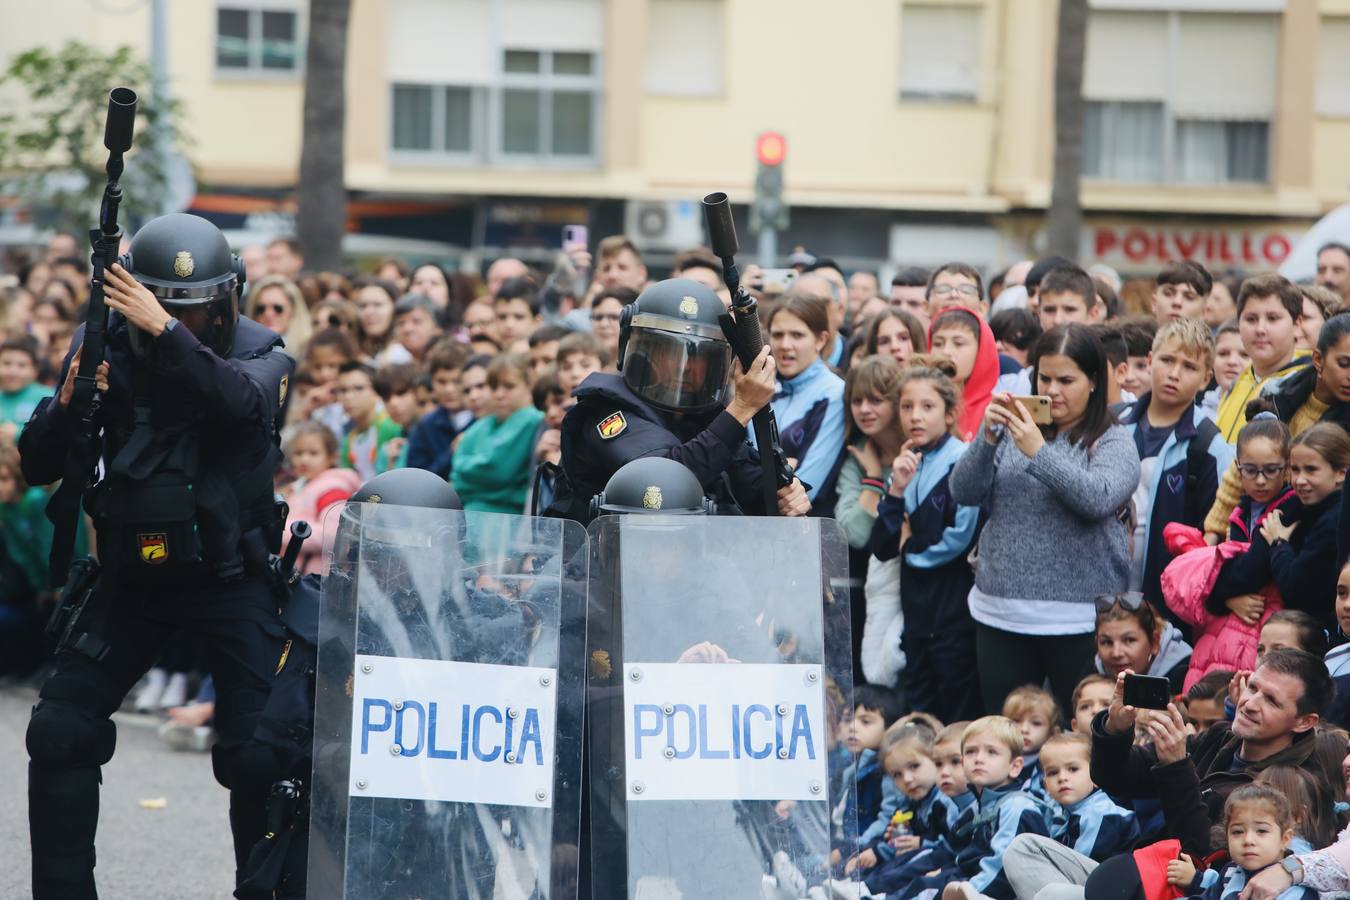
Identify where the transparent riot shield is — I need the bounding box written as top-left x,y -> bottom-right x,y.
308,503 -> 587,900
586,515 -> 855,899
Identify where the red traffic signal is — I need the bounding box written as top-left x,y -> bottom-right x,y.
756,131 -> 786,167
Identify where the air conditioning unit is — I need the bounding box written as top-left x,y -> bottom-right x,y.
625,200 -> 705,252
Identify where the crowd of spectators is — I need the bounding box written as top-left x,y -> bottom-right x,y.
7,226 -> 1350,899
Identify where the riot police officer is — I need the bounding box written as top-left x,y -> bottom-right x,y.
239,467 -> 464,900
552,278 -> 809,521
19,213 -> 295,900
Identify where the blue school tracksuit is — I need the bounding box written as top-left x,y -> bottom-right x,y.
870,434 -> 982,723
1186,859 -> 1316,900
859,786 -> 959,892
838,748 -> 886,860
1012,755 -> 1051,805
1050,789 -> 1139,862
769,358 -> 845,503
862,788 -> 974,895
1118,396 -> 1232,619
897,784 -> 1050,900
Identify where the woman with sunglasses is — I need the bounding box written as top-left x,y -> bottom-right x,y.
1091,593 -> 1192,693
246,274 -> 313,359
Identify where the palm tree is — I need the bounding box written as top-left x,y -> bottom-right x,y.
1046,0 -> 1088,260
296,0 -> 351,271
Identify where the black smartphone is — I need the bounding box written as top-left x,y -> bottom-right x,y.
1123,673 -> 1171,710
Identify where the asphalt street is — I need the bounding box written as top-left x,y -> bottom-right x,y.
0,685 -> 238,899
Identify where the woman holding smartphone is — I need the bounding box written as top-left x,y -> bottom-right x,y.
950,324 -> 1141,712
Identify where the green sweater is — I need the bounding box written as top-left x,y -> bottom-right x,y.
0,383 -> 50,435
833,453 -> 890,550
450,406 -> 545,514
0,486 -> 80,593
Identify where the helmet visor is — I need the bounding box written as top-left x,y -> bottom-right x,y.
622,327 -> 733,412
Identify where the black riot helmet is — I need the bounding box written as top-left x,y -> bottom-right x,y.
590,456 -> 715,517
350,468 -> 463,510
617,278 -> 733,414
122,213 -> 244,358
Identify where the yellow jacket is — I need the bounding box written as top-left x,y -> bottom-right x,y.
1215,354 -> 1310,443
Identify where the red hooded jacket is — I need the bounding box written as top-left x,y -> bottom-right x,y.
928,306 -> 999,441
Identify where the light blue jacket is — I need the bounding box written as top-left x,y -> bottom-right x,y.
768,358 -> 845,502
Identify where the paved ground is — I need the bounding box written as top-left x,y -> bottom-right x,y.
0,685 -> 237,899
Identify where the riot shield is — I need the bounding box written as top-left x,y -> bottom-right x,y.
308,503 -> 587,900
586,515 -> 856,899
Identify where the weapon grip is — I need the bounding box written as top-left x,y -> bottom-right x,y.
730,302 -> 766,371
279,520 -> 312,577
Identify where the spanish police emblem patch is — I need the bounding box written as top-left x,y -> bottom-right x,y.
678,296 -> 699,318
173,251 -> 194,278
642,485 -> 663,509
278,374 -> 288,405
276,639 -> 292,675
138,532 -> 168,565
597,411 -> 627,440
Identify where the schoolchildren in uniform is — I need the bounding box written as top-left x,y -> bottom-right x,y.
870,357 -> 982,723
1039,733 -> 1139,862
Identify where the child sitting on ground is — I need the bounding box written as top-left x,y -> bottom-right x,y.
845,723 -> 963,898
1001,685 -> 1060,801
916,716 -> 1051,900
1039,733 -> 1138,861
1157,784 -> 1314,900
1069,675 -> 1114,734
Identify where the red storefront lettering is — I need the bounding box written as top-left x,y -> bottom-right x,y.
1123,229 -> 1151,262
1261,234 -> 1291,265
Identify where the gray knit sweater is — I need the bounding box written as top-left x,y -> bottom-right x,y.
949,423 -> 1141,606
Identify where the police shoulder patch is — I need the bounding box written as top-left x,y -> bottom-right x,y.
597,411 -> 627,440
278,374 -> 289,406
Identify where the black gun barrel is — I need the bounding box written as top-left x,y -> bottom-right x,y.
103,87 -> 137,153
702,192 -> 739,260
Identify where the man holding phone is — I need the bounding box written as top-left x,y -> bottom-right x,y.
1092,651 -> 1331,855
1000,653 -> 1334,899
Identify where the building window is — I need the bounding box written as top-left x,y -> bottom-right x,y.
1317,17 -> 1350,117
496,49 -> 599,162
216,6 -> 302,74
898,3 -> 982,103
644,0 -> 724,96
1082,10 -> 1276,185
390,84 -> 482,156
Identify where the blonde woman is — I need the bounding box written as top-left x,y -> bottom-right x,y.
246,274 -> 313,359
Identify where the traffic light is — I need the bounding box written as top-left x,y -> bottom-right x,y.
750,131 -> 788,233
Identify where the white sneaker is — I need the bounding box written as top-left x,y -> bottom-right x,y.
134,668 -> 167,712
158,672 -> 189,709
773,852 -> 808,899
826,879 -> 874,900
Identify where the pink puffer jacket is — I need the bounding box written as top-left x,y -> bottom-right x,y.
1160,522 -> 1282,691
282,467 -> 362,575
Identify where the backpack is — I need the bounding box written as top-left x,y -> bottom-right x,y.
1183,417 -> 1221,526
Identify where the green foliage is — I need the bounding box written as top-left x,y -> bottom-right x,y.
0,41 -> 189,234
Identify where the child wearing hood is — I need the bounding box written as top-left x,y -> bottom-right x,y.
929,307 -> 999,443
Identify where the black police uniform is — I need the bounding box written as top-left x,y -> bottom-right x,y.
552,278 -> 774,522
19,215 -> 294,900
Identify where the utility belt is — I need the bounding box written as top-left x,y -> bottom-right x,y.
89,470 -> 282,589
